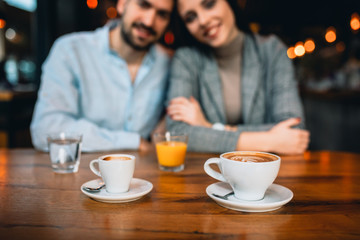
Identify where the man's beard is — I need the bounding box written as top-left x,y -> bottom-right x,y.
120,21 -> 157,51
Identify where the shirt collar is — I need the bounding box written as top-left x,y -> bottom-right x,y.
98,19 -> 156,65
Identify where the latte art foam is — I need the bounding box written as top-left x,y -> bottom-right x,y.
223,153 -> 277,162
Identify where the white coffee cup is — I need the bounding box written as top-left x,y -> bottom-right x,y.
204,151 -> 281,201
90,154 -> 135,193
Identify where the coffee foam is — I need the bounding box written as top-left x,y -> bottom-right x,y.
103,156 -> 131,161
223,153 -> 277,162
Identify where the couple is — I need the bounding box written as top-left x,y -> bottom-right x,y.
31,0 -> 309,155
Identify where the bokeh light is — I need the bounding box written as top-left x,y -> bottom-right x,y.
287,47 -> 296,59
294,42 -> 305,57
304,39 -> 315,53
87,0 -> 98,9
325,27 -> 336,43
350,13 -> 360,31
249,22 -> 260,33
5,28 -> 16,40
0,19 -> 6,29
106,7 -> 117,19
164,32 -> 175,45
336,42 -> 345,53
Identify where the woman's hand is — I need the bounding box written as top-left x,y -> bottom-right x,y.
167,96 -> 211,127
237,118 -> 310,155
266,118 -> 310,155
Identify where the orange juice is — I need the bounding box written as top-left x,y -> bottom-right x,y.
155,141 -> 187,167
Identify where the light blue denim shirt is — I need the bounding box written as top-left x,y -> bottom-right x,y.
30,21 -> 170,152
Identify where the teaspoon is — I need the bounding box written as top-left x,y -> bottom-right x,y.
82,183 -> 105,193
212,191 -> 234,200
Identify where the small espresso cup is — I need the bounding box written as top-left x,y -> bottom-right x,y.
204,151 -> 281,201
89,154 -> 135,193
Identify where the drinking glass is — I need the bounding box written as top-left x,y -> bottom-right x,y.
153,132 -> 188,172
47,132 -> 82,173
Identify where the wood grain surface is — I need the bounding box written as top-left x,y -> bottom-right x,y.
0,149 -> 359,239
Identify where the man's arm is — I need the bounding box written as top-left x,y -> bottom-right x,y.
30,37 -> 141,152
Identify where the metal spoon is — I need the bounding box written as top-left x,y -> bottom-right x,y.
212,191 -> 234,200
82,183 -> 105,193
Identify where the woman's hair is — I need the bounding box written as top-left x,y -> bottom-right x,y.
172,0 -> 252,51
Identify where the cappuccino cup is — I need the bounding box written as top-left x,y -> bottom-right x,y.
90,154 -> 135,193
204,151 -> 280,201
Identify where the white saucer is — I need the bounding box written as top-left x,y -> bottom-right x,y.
206,182 -> 293,212
81,178 -> 153,203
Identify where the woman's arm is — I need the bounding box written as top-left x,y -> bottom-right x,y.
166,49 -> 241,153
237,118 -> 310,155
168,96 -> 309,154
167,46 -> 310,155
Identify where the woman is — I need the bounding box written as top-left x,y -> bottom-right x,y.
166,0 -> 310,154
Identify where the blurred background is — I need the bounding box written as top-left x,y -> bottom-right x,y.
0,0 -> 359,152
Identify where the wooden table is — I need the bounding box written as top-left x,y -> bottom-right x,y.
0,149 -> 359,239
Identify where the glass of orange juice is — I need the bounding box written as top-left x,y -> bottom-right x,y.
153,132 -> 188,172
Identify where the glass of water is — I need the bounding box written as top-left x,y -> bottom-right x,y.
47,132 -> 82,173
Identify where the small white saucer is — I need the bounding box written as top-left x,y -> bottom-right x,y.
81,178 -> 153,203
206,182 -> 293,212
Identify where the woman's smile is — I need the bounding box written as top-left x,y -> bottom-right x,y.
203,23 -> 221,40
178,0 -> 239,47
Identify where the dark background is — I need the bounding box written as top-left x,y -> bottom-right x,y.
0,0 -> 359,152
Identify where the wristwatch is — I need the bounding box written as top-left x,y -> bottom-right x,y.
212,122 -> 225,131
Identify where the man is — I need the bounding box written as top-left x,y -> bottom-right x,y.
30,0 -> 174,152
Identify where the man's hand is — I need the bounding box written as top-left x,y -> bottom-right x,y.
139,138 -> 153,152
